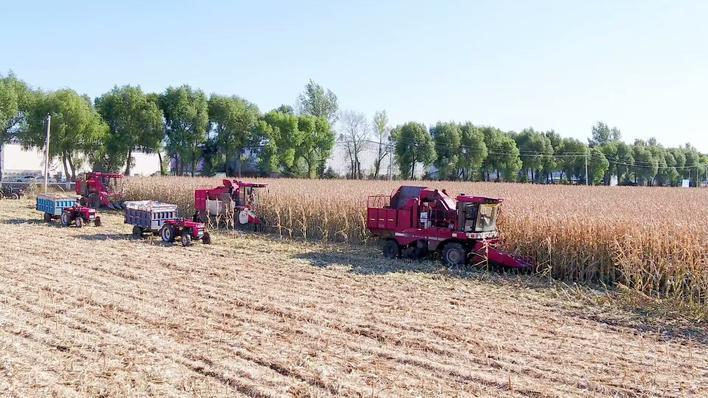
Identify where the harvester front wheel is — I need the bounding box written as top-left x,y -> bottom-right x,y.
132,226 -> 143,239
160,225 -> 176,243
75,217 -> 83,228
382,239 -> 401,259
61,212 -> 71,227
202,232 -> 211,245
181,231 -> 192,247
442,242 -> 467,266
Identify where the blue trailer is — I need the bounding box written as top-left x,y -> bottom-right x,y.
36,194 -> 78,222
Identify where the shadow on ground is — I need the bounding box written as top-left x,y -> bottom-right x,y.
2,218 -> 64,228
293,245 -> 708,346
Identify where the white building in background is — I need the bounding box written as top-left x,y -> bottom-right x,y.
0,142 -> 161,180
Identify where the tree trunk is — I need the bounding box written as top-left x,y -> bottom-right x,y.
237,148 -> 242,178
125,148 -> 132,176
67,154 -> 76,180
157,150 -> 164,176
62,154 -> 70,182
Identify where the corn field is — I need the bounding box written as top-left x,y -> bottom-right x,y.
124,177 -> 708,303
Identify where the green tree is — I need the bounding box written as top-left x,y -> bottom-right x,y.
515,128 -> 553,182
430,122 -> 461,180
390,122 -> 436,179
259,110 -> 302,175
298,79 -> 338,125
599,142 -> 618,185
158,85 -> 208,176
615,142 -> 634,184
556,138 -> 588,182
589,121 -> 621,147
208,94 -> 260,176
632,141 -> 658,185
481,127 -> 522,181
588,147 -> 609,185
20,89 -> 107,180
0,73 -> 35,181
457,122 -> 487,181
95,85 -> 164,175
297,114 -> 334,178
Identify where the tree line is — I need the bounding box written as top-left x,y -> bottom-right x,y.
1,72 -> 706,186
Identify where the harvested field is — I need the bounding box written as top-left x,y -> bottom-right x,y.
0,199 -> 706,397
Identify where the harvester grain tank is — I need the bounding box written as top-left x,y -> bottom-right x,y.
366,186 -> 531,269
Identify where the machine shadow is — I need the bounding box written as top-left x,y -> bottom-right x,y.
74,233 -> 132,241
2,218 -> 64,228
292,246 -> 708,346
291,245 -> 523,278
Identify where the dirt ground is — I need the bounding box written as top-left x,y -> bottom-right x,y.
0,199 -> 706,397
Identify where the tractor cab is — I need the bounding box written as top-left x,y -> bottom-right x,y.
455,195 -> 501,233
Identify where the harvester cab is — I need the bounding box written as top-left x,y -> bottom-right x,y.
76,172 -> 125,210
194,179 -> 267,227
367,186 -> 530,269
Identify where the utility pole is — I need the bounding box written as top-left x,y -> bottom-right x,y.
585,152 -> 589,186
387,143 -> 393,181
43,114 -> 51,194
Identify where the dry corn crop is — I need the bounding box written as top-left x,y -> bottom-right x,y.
124,177 -> 708,303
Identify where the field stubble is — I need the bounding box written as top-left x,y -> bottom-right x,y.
125,177 -> 708,305
0,199 -> 706,397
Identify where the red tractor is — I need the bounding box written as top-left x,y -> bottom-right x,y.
159,219 -> 211,246
61,205 -> 101,227
367,186 -> 531,269
194,179 -> 267,228
76,172 -> 125,209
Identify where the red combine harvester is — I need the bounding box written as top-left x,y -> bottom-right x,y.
367,186 -> 531,269
194,179 -> 267,228
76,172 -> 125,209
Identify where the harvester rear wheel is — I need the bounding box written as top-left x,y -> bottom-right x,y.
132,226 -> 143,239
442,242 -> 467,266
181,231 -> 192,246
160,225 -> 176,243
75,217 -> 83,228
202,232 -> 211,244
61,212 -> 71,227
382,239 -> 401,259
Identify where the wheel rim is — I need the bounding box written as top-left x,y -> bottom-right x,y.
162,227 -> 172,242
447,249 -> 462,264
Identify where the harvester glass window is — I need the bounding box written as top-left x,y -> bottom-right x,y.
476,204 -> 498,232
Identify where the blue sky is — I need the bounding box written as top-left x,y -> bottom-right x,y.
2,0 -> 706,152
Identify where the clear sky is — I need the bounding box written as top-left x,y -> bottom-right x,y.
2,0 -> 706,152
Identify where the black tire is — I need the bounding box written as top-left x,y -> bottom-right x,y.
382,239 -> 401,259
94,217 -> 101,227
132,225 -> 143,239
44,213 -> 51,223
442,242 -> 467,266
61,211 -> 71,227
181,231 -> 192,247
11,193 -> 19,200
202,231 -> 211,244
160,225 -> 176,243
75,217 -> 83,228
